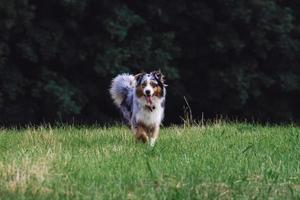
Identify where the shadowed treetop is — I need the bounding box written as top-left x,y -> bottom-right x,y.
0,0 -> 299,125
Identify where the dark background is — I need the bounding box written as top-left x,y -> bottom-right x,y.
1,0 -> 300,125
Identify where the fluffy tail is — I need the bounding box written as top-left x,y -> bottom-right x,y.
109,73 -> 134,108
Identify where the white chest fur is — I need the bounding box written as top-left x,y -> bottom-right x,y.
133,97 -> 164,127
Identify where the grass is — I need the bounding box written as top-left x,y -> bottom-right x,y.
0,123 -> 300,199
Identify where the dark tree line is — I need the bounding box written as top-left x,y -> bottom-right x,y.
0,0 -> 300,125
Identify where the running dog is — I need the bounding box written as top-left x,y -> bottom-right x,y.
109,70 -> 167,146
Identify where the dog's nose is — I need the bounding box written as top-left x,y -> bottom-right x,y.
145,90 -> 151,96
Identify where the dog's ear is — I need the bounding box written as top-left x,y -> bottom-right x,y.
152,70 -> 167,86
134,73 -> 145,85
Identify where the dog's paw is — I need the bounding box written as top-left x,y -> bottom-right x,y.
149,138 -> 156,147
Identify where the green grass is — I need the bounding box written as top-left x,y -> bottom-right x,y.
0,123 -> 300,199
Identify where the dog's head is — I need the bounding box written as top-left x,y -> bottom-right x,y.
134,70 -> 167,105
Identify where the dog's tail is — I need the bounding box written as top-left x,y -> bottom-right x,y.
109,73 -> 135,108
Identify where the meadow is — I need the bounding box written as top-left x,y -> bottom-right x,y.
0,123 -> 299,199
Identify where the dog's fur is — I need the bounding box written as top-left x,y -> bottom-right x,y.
109,71 -> 167,146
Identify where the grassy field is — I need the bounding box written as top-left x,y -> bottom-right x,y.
0,123 -> 299,199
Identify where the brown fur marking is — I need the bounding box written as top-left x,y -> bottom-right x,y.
138,122 -> 155,134
135,85 -> 144,98
153,85 -> 162,98
134,122 -> 156,143
135,124 -> 148,143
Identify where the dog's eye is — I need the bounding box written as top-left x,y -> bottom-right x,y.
141,82 -> 147,87
150,82 -> 157,87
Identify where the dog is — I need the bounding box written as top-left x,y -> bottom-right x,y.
109,70 -> 167,146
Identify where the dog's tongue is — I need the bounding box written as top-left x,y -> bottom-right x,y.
146,96 -> 152,105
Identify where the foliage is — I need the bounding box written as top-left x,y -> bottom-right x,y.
0,0 -> 299,124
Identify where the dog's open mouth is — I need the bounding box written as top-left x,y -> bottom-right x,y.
145,95 -> 153,105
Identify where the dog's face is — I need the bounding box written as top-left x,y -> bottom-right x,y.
135,71 -> 166,105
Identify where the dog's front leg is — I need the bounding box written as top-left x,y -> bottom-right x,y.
134,125 -> 149,143
149,126 -> 159,147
